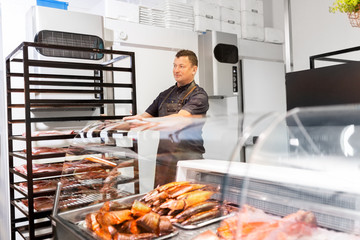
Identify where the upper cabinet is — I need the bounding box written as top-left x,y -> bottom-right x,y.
80,0 -> 285,46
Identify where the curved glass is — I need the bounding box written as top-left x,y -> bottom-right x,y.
51,113 -> 279,239
218,105 -> 360,239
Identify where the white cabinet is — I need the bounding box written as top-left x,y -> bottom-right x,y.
193,0 -> 221,32
220,6 -> 241,36
193,0 -> 220,19
241,0 -> 264,14
242,25 -> 265,41
242,58 -> 286,113
265,27 -> 285,44
194,15 -> 221,32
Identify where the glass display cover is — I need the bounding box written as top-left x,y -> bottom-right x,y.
52,113 -> 275,239
213,105 -> 360,240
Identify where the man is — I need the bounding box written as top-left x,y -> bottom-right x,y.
125,49 -> 208,119
124,49 -> 209,186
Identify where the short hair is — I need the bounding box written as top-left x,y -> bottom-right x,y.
176,49 -> 198,66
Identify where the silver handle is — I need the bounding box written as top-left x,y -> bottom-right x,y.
52,181 -> 63,216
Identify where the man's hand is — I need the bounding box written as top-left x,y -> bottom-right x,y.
123,112 -> 153,129
123,112 -> 153,121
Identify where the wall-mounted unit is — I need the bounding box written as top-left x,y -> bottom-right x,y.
198,31 -> 240,97
26,6 -> 106,108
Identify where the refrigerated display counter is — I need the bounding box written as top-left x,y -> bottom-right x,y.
51,105 -> 360,239
49,113 -> 274,239
178,105 -> 360,239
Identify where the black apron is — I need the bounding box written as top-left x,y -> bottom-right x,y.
158,81 -> 197,117
154,81 -> 204,187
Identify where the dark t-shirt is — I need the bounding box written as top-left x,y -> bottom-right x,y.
145,81 -> 209,117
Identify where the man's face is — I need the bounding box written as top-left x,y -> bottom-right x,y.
173,56 -> 197,87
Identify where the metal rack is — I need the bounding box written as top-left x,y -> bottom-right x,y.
6,42 -> 138,240
309,45 -> 360,69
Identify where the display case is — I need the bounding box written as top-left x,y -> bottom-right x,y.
51,105 -> 360,239
192,105 -> 360,239
50,113 -> 277,240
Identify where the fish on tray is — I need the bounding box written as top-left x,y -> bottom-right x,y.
22,130 -> 75,137
174,201 -> 220,223
23,146 -> 67,155
15,163 -> 64,175
215,205 -> 317,240
21,195 -> 80,212
18,177 -> 81,193
138,181 -> 236,227
85,197 -> 176,240
84,181 -> 229,239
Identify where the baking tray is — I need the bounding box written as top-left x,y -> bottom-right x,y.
76,220 -> 179,240
56,193 -> 179,240
57,193 -> 144,222
173,212 -> 235,230
56,192 -> 235,235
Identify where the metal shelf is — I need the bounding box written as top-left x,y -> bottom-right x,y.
10,150 -> 66,160
10,134 -> 78,141
12,175 -> 136,199
11,200 -> 52,219
15,220 -> 52,240
9,115 -> 131,124
6,42 -> 138,240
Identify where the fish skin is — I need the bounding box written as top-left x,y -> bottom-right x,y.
85,213 -> 100,232
159,216 -> 173,235
182,190 -> 214,209
101,210 -> 133,226
136,211 -> 160,233
143,189 -> 159,202
131,200 -> 151,217
160,199 -> 186,210
117,220 -> 140,235
160,190 -> 214,210
94,227 -> 112,240
181,208 -> 221,225
167,184 -> 206,198
157,181 -> 189,192
174,201 -> 220,223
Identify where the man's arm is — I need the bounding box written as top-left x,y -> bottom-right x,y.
178,89 -> 209,117
166,109 -> 192,117
123,112 -> 153,121
124,110 -> 191,121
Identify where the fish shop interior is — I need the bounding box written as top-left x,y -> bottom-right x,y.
1,0 -> 360,239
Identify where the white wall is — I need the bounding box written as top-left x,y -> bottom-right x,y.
0,3 -> 10,240
273,0 -> 286,29
0,2 -> 36,239
104,18 -> 199,113
290,0 -> 360,71
1,0 -> 36,56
